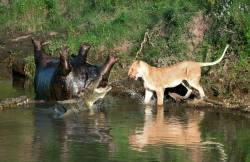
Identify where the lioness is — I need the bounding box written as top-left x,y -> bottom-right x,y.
128,45 -> 229,106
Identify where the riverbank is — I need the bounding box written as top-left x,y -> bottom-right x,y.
0,30 -> 249,109
0,0 -> 249,109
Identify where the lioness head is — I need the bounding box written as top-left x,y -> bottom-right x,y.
128,60 -> 145,80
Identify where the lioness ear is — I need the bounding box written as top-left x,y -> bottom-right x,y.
136,60 -> 141,66
134,60 -> 139,64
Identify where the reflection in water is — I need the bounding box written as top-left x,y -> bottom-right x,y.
0,93 -> 250,162
0,79 -> 24,99
0,74 -> 34,100
32,103 -> 115,162
129,105 -> 228,162
0,109 -> 35,162
130,106 -> 203,148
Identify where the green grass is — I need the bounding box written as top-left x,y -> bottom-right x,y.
0,0 -> 199,58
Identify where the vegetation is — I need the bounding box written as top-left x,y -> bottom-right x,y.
0,0 -> 249,102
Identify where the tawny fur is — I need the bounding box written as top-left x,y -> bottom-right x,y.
128,45 -> 229,106
129,107 -> 204,162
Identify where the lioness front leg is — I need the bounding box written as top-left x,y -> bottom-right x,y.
156,88 -> 164,106
144,89 -> 153,104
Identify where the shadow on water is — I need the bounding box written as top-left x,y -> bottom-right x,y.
0,75 -> 250,162
0,63 -> 34,99
0,75 -> 34,99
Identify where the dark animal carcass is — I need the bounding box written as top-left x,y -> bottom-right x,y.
32,38 -> 118,101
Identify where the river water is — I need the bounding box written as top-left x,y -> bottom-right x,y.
0,75 -> 250,162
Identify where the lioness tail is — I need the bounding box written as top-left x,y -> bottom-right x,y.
199,45 -> 229,67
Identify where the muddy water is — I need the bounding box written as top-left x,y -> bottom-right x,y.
0,76 -> 250,162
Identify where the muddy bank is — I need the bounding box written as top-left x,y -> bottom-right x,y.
0,32 -> 62,78
109,78 -> 250,112
0,32 -> 249,110
1,84 -> 250,116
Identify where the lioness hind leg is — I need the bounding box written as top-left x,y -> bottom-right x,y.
184,88 -> 192,99
181,82 -> 192,99
197,85 -> 205,98
167,82 -> 192,101
187,81 -> 205,98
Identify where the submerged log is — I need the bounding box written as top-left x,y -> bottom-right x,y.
0,82 -> 111,113
0,96 -> 30,110
186,98 -> 250,113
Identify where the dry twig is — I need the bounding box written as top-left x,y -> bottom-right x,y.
135,29 -> 150,59
135,22 -> 163,59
